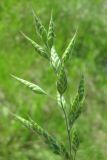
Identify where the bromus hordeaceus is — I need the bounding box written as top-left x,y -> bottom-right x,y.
11,10 -> 85,160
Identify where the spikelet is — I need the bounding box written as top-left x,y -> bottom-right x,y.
15,115 -> 69,159
57,65 -> 67,95
32,10 -> 47,43
78,75 -> 84,102
69,75 -> 84,127
11,75 -> 47,95
57,92 -> 66,108
69,94 -> 82,128
51,47 -> 61,73
47,11 -> 55,49
71,127 -> 79,157
22,32 -> 49,59
62,31 -> 77,64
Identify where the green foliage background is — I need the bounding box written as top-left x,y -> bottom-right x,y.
0,0 -> 107,159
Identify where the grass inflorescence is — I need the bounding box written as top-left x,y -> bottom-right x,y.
11,10 -> 85,160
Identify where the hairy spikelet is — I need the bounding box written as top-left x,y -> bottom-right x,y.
47,12 -> 55,49
32,10 -> 47,43
57,65 -> 67,95
71,127 -> 79,157
22,32 -> 49,59
62,31 -> 77,64
69,95 -> 82,128
11,75 -> 47,95
51,47 -> 61,73
15,115 -> 69,159
78,75 -> 84,102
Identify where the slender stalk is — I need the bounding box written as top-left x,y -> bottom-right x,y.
60,96 -> 72,160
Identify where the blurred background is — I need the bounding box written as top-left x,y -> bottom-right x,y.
0,0 -> 107,159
